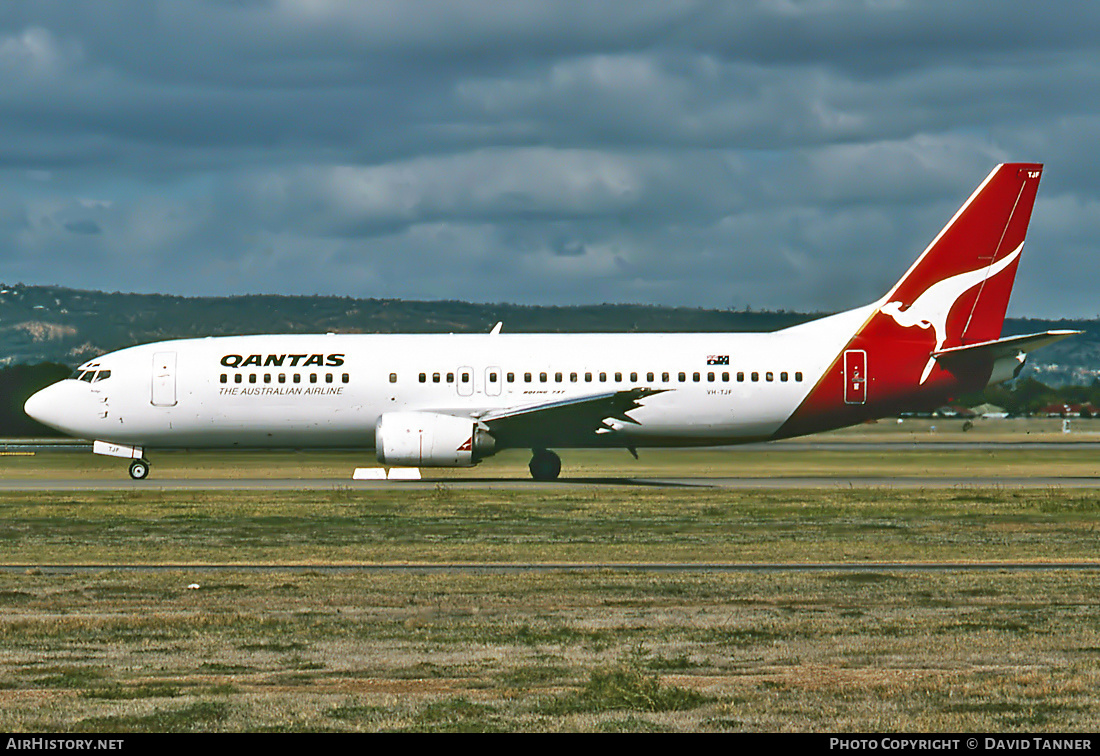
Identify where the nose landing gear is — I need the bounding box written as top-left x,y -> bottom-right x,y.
128,458 -> 151,480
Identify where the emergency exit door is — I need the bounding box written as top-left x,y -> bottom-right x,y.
151,352 -> 178,407
843,349 -> 867,405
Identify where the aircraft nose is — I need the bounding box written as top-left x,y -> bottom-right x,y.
24,383 -> 66,431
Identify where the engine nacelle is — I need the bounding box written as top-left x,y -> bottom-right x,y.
375,411 -> 496,467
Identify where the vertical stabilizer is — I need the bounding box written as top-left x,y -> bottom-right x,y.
876,163 -> 1042,371
777,163 -> 1043,438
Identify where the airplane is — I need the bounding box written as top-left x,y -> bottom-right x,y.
24,162 -> 1077,481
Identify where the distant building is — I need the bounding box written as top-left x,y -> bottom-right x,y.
1035,403 -> 1098,418
933,405 -> 977,418
970,403 -> 1009,418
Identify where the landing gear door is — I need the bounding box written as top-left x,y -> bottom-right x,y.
152,351 -> 178,407
843,349 -> 867,405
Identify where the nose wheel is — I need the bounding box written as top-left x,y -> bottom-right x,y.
128,458 -> 151,480
528,449 -> 561,481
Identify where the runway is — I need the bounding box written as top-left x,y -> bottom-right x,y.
1,474 -> 1098,491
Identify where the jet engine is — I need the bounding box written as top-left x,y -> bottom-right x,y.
375,411 -> 496,467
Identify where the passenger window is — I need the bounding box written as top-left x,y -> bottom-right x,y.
751,372 -> 759,382
419,373 -> 426,383
737,372 -> 744,382
433,373 -> 441,383
293,374 -> 301,384
692,372 -> 701,382
326,373 -> 333,383
795,372 -> 803,382
506,372 -> 514,383
766,372 -> 774,382
389,373 -> 397,383
446,373 -> 454,383
614,372 -> 622,382
662,372 -> 669,382
249,374 -> 257,384
707,372 -> 715,382
539,372 -> 547,382
585,372 -> 592,382
646,372 -> 654,382
263,374 -> 271,384
555,372 -> 562,382
342,374 -> 350,383
220,374 -> 227,384
678,372 -> 686,382
524,372 -> 532,382
278,374 -> 286,384
722,372 -> 729,382
235,374 -> 243,384
599,372 -> 607,382
570,372 -> 577,382
629,372 -> 637,382
780,372 -> 788,382
310,374 -> 318,384
489,372 -> 498,383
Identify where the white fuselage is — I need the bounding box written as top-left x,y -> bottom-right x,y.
26,305 -> 874,452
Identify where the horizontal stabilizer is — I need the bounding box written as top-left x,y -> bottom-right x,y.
932,330 -> 1080,361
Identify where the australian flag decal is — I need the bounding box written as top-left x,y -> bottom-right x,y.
706,355 -> 729,365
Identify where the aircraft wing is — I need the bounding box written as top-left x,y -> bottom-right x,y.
932,330 -> 1080,361
474,387 -> 666,447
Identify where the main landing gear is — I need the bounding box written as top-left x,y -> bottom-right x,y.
128,458 -> 151,480
528,449 -> 561,481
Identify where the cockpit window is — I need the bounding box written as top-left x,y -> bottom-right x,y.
71,366 -> 110,382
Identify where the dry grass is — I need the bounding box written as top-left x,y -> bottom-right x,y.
0,486 -> 1099,565
0,569 -> 1098,731
0,435 -> 1099,731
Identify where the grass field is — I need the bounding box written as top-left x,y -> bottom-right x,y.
1,427 -> 1099,732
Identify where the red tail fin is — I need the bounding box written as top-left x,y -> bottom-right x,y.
879,163 -> 1042,352
777,164 -> 1043,439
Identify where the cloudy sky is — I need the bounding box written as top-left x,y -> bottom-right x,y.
1,1 -> 1098,318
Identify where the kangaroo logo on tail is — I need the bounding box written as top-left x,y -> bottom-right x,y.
878,243 -> 1024,384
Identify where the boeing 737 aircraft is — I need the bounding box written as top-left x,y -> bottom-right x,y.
24,163 -> 1076,480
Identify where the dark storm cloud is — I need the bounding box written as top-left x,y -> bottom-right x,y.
0,1 -> 1097,316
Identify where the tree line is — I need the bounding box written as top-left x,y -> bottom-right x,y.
960,378 -> 1100,417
